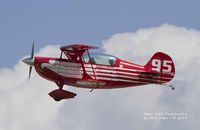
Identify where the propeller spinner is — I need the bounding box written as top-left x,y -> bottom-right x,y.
23,43 -> 35,80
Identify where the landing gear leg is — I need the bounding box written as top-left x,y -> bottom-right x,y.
48,82 -> 77,101
56,82 -> 64,90
52,82 -> 64,101
159,84 -> 175,90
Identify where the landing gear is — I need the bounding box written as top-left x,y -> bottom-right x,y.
159,84 -> 175,90
169,85 -> 175,90
56,82 -> 64,90
48,82 -> 76,101
53,97 -> 62,102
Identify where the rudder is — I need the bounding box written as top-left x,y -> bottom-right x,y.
144,52 -> 175,82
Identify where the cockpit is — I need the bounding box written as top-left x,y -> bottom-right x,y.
82,53 -> 117,66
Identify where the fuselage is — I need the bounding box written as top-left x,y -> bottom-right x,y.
33,55 -> 172,89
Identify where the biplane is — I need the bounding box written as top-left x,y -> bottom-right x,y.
23,44 -> 175,101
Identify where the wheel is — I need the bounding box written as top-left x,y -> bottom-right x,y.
54,97 -> 62,101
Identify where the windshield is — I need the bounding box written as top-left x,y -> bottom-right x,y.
83,53 -> 117,66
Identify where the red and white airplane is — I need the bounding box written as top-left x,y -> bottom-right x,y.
23,44 -> 175,101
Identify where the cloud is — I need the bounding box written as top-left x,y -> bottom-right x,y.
0,45 -> 62,130
0,24 -> 200,130
102,24 -> 200,130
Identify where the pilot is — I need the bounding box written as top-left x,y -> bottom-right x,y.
109,58 -> 115,66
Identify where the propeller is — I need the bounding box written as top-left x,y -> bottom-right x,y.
23,42 -> 35,80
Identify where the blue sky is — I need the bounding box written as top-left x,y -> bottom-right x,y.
1,1 -> 200,130
1,0 -> 200,68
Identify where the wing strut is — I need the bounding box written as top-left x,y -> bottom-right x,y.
78,49 -> 91,80
60,52 -> 63,59
87,49 -> 96,80
86,49 -> 99,92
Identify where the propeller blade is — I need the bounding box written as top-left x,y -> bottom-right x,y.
23,42 -> 35,80
29,66 -> 32,80
31,42 -> 34,59
28,42 -> 34,80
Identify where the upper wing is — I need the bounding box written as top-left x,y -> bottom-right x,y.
60,44 -> 97,61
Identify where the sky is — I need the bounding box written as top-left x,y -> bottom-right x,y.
1,24 -> 200,130
1,0 -> 200,130
1,0 -> 200,68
